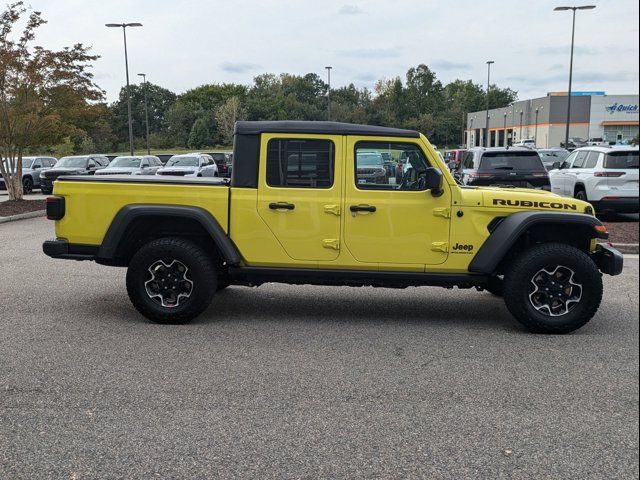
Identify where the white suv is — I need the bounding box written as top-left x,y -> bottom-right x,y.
549,146 -> 639,214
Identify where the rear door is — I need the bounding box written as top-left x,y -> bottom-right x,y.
565,150 -> 589,195
256,134 -> 343,261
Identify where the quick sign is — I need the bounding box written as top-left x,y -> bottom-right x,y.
605,103 -> 639,115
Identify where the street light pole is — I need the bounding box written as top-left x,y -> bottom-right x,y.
106,22 -> 142,156
484,60 -> 494,147
554,5 -> 595,148
325,66 -> 332,121
534,108 -> 540,146
503,112 -> 507,146
138,73 -> 150,155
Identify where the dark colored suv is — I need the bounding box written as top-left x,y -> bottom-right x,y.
207,152 -> 232,177
457,147 -> 550,190
40,155 -> 109,194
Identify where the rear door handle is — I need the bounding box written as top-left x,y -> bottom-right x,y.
350,204 -> 376,213
269,202 -> 295,211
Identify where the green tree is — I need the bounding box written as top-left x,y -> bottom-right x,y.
188,117 -> 211,149
216,96 -> 246,146
0,2 -> 102,200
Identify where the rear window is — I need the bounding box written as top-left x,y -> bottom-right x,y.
479,152 -> 544,171
605,151 -> 639,169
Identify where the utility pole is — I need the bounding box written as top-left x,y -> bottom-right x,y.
325,66 -> 332,121
484,60 -> 495,147
138,73 -> 150,155
106,22 -> 142,156
554,5 -> 595,148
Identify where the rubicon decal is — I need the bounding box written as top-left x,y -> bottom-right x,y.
493,199 -> 577,210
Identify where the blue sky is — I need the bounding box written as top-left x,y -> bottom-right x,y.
31,0 -> 640,102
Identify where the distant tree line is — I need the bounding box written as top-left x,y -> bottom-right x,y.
46,64 -> 517,154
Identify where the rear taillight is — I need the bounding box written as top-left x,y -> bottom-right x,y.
46,196 -> 65,220
531,171 -> 549,177
594,171 -> 625,177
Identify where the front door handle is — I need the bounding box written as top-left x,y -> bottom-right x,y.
269,202 -> 295,211
350,204 -> 376,213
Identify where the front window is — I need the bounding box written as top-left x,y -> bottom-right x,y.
355,142 -> 429,190
109,156 -> 143,168
56,157 -> 88,168
605,151 -> 639,169
166,156 -> 200,167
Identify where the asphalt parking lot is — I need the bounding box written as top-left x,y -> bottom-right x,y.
1,217 -> 638,479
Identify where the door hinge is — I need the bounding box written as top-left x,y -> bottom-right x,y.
324,204 -> 341,216
322,239 -> 340,250
431,242 -> 448,253
433,208 -> 451,218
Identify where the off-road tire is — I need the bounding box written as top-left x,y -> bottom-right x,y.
126,237 -> 217,324
22,177 -> 33,194
41,187 -> 52,195
503,243 -> 603,334
485,275 -> 504,297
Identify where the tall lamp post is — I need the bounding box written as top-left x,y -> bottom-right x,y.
519,110 -> 524,141
503,112 -> 507,146
137,73 -> 150,155
554,5 -> 595,148
325,66 -> 332,121
106,22 -> 143,156
484,60 -> 495,147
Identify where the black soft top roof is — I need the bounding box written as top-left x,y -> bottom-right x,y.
234,121 -> 420,138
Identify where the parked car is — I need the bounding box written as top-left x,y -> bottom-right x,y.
538,149 -> 570,170
95,155 -> 163,176
587,138 -> 609,147
514,139 -> 536,148
206,152 -> 232,177
355,152 -> 388,185
156,153 -> 218,177
0,156 -> 57,193
560,137 -> 588,150
548,146 -> 639,213
43,120 -> 622,334
39,155 -> 109,194
457,147 -> 550,190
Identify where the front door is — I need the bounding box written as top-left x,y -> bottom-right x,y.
257,134 -> 343,261
343,138 -> 451,267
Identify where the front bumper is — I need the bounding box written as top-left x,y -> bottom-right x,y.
591,244 -> 624,276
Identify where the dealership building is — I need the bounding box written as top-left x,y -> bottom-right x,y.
465,93 -> 639,148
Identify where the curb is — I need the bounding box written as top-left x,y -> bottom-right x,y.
611,243 -> 639,255
0,209 -> 46,224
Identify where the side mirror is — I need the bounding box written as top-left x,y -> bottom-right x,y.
551,161 -> 561,170
423,167 -> 443,197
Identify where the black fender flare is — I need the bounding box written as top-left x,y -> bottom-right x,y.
468,211 -> 607,274
97,204 -> 241,265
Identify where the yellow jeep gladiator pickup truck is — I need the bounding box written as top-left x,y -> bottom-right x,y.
43,121 -> 623,333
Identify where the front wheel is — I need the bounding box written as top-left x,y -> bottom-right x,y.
503,243 -> 603,334
126,237 -> 217,324
575,189 -> 588,202
22,177 -> 33,194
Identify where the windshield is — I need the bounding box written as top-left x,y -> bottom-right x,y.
479,152 -> 544,171
211,153 -> 227,162
109,157 -> 142,168
605,151 -> 639,169
167,156 -> 199,167
56,157 -> 88,168
357,153 -> 383,166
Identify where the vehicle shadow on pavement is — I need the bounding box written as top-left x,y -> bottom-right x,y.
194,285 -> 520,332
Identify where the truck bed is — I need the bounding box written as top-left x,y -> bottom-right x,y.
52,175 -> 231,246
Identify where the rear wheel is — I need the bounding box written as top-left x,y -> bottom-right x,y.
126,237 -> 217,324
22,177 -> 33,194
575,189 -> 588,202
503,243 -> 603,334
